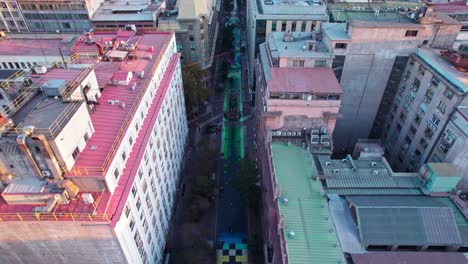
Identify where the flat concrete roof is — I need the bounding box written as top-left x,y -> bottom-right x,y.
322,23 -> 351,41
91,0 -> 161,22
416,47 -> 468,93
267,32 -> 332,59
0,36 -> 76,57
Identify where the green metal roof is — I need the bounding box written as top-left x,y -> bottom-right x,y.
270,143 -> 344,264
325,188 -> 424,195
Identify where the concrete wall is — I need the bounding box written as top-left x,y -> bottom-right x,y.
0,221 -> 126,264
266,98 -> 340,133
332,26 -> 427,153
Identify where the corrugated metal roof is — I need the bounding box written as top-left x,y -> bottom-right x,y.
351,252 -> 468,264
317,156 -> 423,189
347,195 -> 468,226
324,188 -> 424,195
270,143 -> 344,264
357,207 -> 462,246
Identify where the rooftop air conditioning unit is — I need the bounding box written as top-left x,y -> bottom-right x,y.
108,100 -> 115,105
23,77 -> 33,87
82,193 -> 95,204
33,66 -> 47,74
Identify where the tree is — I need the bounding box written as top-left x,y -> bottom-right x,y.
233,157 -> 260,209
182,64 -> 209,112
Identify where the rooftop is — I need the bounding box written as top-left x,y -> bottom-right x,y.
267,32 -> 331,59
416,47 -> 468,93
91,0 -> 162,22
434,2 -> 468,14
351,252 -> 468,264
0,36 -> 76,57
0,32 -> 180,222
322,23 -> 350,41
254,0 -> 328,18
331,9 -> 415,24
69,31 -> 172,176
347,196 -> 468,247
317,155 -> 424,191
267,67 -> 342,94
270,143 -> 344,264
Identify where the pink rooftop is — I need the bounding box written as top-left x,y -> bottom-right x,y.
68,32 -> 171,177
0,37 -> 73,56
267,67 -> 342,94
0,31 -> 179,222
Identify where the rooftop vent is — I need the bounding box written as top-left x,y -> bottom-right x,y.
82,193 -> 95,205
40,79 -> 66,97
371,162 -> 377,167
373,170 -> 379,175
289,231 -> 295,238
333,169 -> 339,174
33,66 -> 47,74
325,161 -> 331,166
282,198 -> 289,205
111,71 -> 132,85
283,31 -> 294,42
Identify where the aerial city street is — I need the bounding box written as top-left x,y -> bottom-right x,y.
0,0 -> 466,264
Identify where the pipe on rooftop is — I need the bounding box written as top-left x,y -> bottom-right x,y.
16,132 -> 43,178
31,134 -> 63,180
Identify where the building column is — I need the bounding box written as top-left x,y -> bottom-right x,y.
296,21 -> 302,32
305,21 -> 312,32
266,20 -> 272,35
315,21 -> 321,32
285,21 -> 292,32
276,20 -> 282,32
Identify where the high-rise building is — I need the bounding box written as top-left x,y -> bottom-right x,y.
319,9 -> 462,153
1,0 -> 104,33
380,46 -> 467,173
0,30 -> 188,264
158,0 -> 220,69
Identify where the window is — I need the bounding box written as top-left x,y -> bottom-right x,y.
314,60 -> 326,68
405,30 -> 418,37
142,179 -> 148,193
124,204 -> 131,217
122,151 -> 127,161
190,43 -> 196,50
437,101 -> 447,114
136,197 -> 142,210
129,136 -> 133,145
200,23 -> 204,30
200,33 -> 205,40
335,43 -> 347,49
431,77 -> 440,87
443,88 -> 454,100
135,122 -> 139,131
132,184 -> 137,197
188,24 -> 193,31
292,59 -> 304,67
72,147 -> 80,160
189,35 -> 194,41
432,154 -> 441,162
114,168 -> 120,179
129,218 -> 135,231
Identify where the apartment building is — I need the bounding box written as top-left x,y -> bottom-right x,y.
158,0 -> 220,68
14,0 -> 103,32
91,1 -> 164,31
318,8 -> 462,154
380,46 -> 467,172
247,0 -> 329,89
0,0 -> 27,32
0,30 -> 188,264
